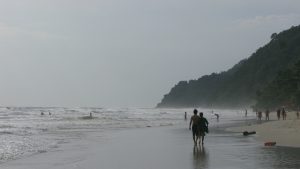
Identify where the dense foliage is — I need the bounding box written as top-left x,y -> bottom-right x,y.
157,25 -> 300,108
256,61 -> 300,110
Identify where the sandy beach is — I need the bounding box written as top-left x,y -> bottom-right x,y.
228,111 -> 300,147
2,118 -> 300,169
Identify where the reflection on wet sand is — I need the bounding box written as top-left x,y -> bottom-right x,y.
256,146 -> 300,169
193,145 -> 209,169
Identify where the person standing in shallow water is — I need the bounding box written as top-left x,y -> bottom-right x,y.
198,112 -> 209,145
189,109 -> 200,145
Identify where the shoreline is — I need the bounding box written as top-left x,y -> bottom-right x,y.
1,116 -> 300,169
227,111 -> 300,147
0,126 -> 195,169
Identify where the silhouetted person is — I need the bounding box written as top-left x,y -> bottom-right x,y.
277,109 -> 281,120
245,109 -> 248,117
189,109 -> 200,145
258,111 -> 262,121
198,112 -> 209,145
265,109 -> 270,121
282,108 -> 287,120
184,112 -> 187,120
214,113 -> 219,121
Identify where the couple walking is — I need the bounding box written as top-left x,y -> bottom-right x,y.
189,109 -> 209,145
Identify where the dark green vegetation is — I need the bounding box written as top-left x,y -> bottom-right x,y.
256,61 -> 300,109
157,25 -> 300,109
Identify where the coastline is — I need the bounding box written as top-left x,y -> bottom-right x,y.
2,116 -> 300,169
227,111 -> 300,147
0,126 -> 202,169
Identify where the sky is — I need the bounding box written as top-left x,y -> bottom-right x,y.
0,0 -> 300,108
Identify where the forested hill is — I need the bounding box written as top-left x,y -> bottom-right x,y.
157,25 -> 300,108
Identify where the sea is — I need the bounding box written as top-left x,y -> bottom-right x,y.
1,107 -> 300,169
0,107 -> 241,163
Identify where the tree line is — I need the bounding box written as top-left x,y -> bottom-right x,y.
157,25 -> 300,109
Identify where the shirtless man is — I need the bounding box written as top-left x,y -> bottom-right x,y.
189,109 -> 200,145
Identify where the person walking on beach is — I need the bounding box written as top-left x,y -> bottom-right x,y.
198,112 -> 209,145
282,108 -> 287,120
265,109 -> 270,121
277,108 -> 281,120
258,111 -> 262,121
189,109 -> 200,145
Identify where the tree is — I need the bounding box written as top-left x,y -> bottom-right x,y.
271,33 -> 278,40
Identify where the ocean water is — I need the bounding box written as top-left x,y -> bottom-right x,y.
0,107 -> 240,163
1,107 -> 300,169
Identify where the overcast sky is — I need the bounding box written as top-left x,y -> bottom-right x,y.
0,0 -> 299,108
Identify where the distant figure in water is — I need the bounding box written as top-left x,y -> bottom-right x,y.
258,111 -> 262,121
265,109 -> 270,121
214,113 -> 219,121
41,111 -> 44,115
49,112 -> 51,115
198,112 -> 209,145
276,108 -> 281,120
245,109 -> 247,117
81,112 -> 93,120
184,112 -> 187,120
189,109 -> 200,145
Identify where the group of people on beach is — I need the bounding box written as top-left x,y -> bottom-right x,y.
188,109 -> 209,145
256,107 -> 300,121
276,108 -> 287,120
257,109 -> 270,121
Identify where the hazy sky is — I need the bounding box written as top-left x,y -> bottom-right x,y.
0,0 -> 300,108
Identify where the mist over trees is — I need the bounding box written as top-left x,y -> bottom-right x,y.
157,25 -> 300,109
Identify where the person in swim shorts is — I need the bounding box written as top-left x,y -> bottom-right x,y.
189,109 -> 200,145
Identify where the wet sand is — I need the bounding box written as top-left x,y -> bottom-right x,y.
228,111 -> 300,147
2,123 -> 300,169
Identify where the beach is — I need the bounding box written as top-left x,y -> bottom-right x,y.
228,111 -> 300,147
2,114 -> 300,169
1,108 -> 300,169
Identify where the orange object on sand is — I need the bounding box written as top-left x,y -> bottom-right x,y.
264,142 -> 276,146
